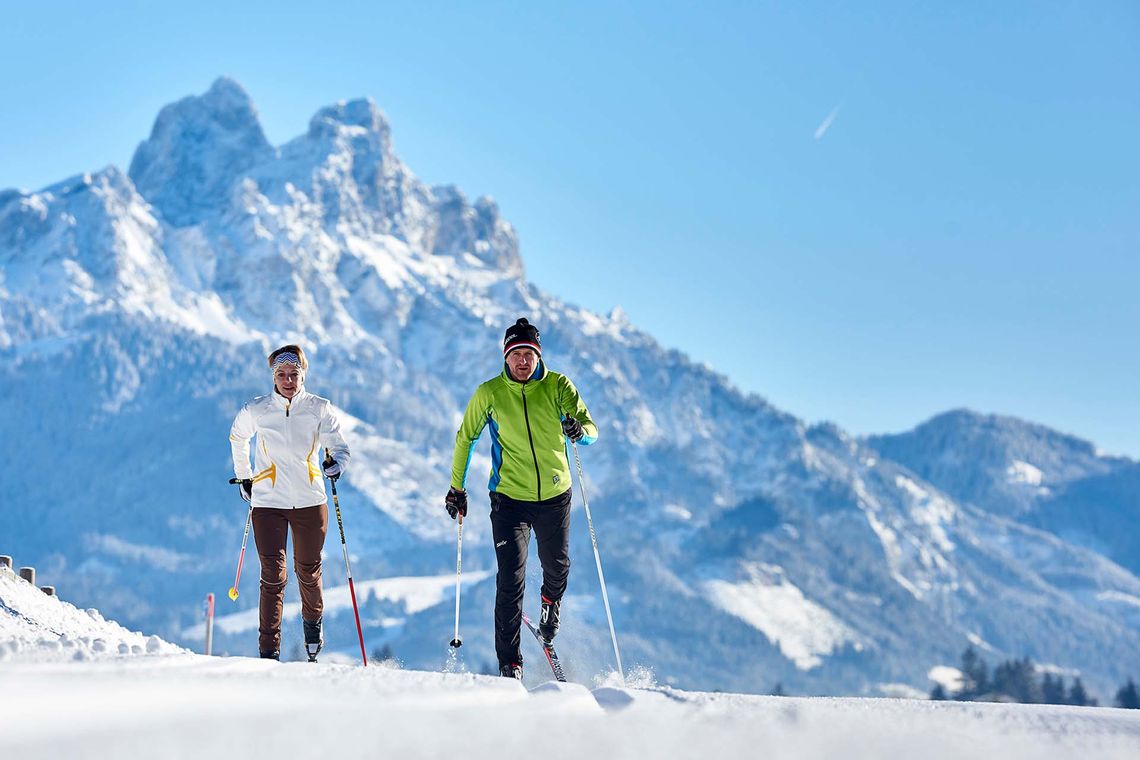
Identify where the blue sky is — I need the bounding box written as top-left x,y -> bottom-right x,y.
2,1 -> 1138,454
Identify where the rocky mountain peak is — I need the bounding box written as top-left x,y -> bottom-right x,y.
128,77 -> 274,227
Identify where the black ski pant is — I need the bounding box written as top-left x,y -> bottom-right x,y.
489,489 -> 572,669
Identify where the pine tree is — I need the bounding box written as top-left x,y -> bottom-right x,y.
930,684 -> 948,701
1041,673 -> 1066,705
957,646 -> 989,699
770,682 -> 786,697
991,657 -> 1042,703
1115,678 -> 1140,709
1068,677 -> 1091,707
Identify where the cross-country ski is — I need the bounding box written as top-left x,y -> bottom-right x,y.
523,611 -> 568,683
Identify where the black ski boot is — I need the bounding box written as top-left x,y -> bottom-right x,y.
538,596 -> 560,644
500,662 -> 523,680
303,617 -> 323,663
259,650 -> 280,661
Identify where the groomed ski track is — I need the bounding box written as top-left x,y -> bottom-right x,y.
2,655 -> 1139,760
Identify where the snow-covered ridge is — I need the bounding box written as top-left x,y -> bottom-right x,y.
0,565 -> 183,662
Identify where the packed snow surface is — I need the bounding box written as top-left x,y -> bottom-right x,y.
4,565 -> 1140,760
3,657 -> 1140,760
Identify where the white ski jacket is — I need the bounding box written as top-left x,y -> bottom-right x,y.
229,388 -> 351,510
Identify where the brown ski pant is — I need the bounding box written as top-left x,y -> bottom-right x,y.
251,504 -> 328,654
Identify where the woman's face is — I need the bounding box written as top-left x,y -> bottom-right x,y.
506,348 -> 538,382
274,364 -> 302,399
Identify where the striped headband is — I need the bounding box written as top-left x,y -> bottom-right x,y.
271,352 -> 303,371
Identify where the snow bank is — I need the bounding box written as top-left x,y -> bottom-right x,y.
0,565 -> 184,662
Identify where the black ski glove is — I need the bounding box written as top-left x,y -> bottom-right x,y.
561,415 -> 584,443
237,479 -> 253,503
445,487 -> 468,520
322,452 -> 341,482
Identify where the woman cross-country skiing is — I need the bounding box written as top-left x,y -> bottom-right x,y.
445,318 -> 598,679
229,344 -> 351,661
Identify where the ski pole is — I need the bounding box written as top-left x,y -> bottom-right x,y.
449,513 -> 464,648
325,448 -> 368,667
226,478 -> 254,602
572,441 -> 624,680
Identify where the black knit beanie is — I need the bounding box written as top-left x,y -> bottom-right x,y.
504,318 -> 541,357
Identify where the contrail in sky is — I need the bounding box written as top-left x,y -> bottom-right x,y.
814,105 -> 842,140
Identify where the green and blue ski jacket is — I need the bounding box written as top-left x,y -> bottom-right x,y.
450,362 -> 598,502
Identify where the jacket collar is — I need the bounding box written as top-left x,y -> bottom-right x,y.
272,386 -> 308,408
500,360 -> 547,389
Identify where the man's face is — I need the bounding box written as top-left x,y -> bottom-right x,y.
274,364 -> 302,399
506,348 -> 538,382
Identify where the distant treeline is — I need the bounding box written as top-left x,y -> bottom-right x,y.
930,646 -> 1139,709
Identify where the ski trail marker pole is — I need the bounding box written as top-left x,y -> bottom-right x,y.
449,513 -> 464,648
204,592 -> 215,656
572,441 -> 624,680
226,478 -> 253,602
326,448 -> 368,667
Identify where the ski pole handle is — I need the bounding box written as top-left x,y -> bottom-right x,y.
323,448 -> 342,484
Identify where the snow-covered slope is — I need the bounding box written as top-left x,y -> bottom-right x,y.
5,655 -> 1140,760
866,410 -> 1140,574
0,565 -> 183,661
1029,462 -> 1140,576
5,576 -> 1139,760
3,78 -> 1140,700
866,409 -> 1128,517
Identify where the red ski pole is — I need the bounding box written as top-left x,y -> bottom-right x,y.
325,449 -> 368,667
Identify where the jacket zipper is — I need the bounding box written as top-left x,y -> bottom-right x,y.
285,398 -> 293,508
521,384 -> 542,501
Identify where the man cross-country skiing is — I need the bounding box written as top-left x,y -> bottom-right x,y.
445,318 -> 598,679
229,344 -> 351,661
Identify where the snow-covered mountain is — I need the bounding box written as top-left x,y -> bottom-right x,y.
866,410 -> 1128,517
866,410 -> 1140,574
3,78 -> 1139,699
